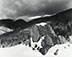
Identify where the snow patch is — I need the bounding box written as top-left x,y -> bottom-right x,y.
0,26 -> 13,35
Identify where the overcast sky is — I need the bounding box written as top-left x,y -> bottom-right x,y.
0,0 -> 72,19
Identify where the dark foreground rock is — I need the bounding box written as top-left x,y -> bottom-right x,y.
54,49 -> 59,55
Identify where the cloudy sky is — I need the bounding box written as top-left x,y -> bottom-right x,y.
0,0 -> 72,19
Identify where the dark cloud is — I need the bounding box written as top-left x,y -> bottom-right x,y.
0,0 -> 71,19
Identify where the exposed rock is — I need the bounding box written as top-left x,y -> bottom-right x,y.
69,36 -> 72,44
37,47 -> 40,50
58,35 -> 67,44
34,44 -> 37,48
54,49 -> 59,55
29,25 -> 40,42
42,35 -> 54,46
39,45 -> 52,55
68,44 -> 70,47
32,48 -> 35,50
64,47 -> 66,48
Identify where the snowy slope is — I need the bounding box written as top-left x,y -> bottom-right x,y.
0,42 -> 71,57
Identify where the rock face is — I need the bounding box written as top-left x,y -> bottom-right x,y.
0,8 -> 72,55
29,25 -> 40,42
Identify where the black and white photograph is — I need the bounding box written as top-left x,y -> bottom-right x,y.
0,0 -> 72,57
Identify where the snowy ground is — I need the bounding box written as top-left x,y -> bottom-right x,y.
0,42 -> 71,57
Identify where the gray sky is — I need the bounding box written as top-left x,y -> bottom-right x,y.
0,0 -> 72,19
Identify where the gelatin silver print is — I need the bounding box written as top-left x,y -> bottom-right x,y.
0,0 -> 72,57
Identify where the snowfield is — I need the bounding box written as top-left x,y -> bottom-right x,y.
0,42 -> 71,57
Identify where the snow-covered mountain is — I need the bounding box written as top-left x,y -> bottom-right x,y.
0,8 -> 72,56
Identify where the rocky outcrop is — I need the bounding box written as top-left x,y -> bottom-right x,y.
29,25 -> 40,42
